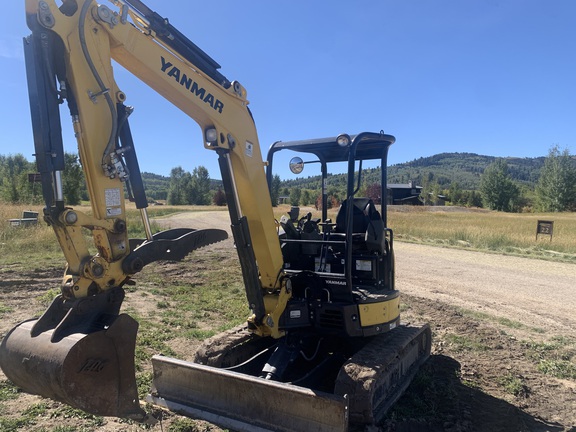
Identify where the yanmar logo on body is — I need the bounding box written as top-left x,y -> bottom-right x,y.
161,56 -> 224,114
325,279 -> 347,286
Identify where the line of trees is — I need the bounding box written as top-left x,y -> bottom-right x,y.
279,144 -> 576,213
166,165 -> 212,205
0,154 -> 227,207
479,146 -> 576,212
2,145 -> 575,213
0,153 -> 86,205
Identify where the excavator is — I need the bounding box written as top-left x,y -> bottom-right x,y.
0,1 -> 431,430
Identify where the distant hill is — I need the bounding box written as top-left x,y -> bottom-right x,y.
140,153 -> 548,201
141,172 -> 170,201
388,152 -> 546,190
281,153 -> 547,192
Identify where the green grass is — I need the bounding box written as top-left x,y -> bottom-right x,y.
498,373 -> 528,397
0,381 -> 20,401
537,360 -> 576,379
455,307 -> 545,333
168,417 -> 204,432
523,336 -> 576,379
0,303 -> 14,316
51,406 -> 104,423
445,333 -> 488,352
0,417 -> 37,432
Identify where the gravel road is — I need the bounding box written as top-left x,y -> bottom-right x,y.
395,242 -> 576,336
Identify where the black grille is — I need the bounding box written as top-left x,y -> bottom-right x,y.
318,309 -> 344,329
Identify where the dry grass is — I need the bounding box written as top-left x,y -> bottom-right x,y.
0,202 -> 226,266
1,202 -> 575,266
388,206 -> 576,261
0,204 -> 59,262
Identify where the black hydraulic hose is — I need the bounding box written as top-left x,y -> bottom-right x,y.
78,0 -> 118,171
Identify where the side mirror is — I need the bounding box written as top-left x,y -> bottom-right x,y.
289,157 -> 304,174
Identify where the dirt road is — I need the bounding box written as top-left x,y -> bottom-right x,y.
395,242 -> 576,337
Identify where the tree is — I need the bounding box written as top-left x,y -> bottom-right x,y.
364,183 -> 382,204
62,153 -> 85,205
186,166 -> 211,205
167,165 -> 212,205
290,187 -> 302,206
448,181 -> 463,205
301,190 -> 311,206
462,190 -> 483,208
213,188 -> 227,206
535,146 -> 576,212
419,179 -> 441,205
0,154 -> 35,203
167,166 -> 186,205
270,174 -> 281,207
479,159 -> 519,212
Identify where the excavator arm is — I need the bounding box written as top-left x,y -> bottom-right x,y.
1,0 -> 289,420
24,0 -> 287,328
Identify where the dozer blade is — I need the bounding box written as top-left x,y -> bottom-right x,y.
0,314 -> 146,421
147,355 -> 349,432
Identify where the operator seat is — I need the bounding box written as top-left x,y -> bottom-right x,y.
335,198 -> 386,254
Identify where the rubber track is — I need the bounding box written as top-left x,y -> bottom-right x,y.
334,324 -> 432,424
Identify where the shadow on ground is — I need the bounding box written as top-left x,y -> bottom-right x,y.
379,355 -> 566,432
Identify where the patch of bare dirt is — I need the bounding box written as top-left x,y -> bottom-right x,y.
384,294 -> 576,432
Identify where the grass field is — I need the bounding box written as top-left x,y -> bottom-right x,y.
2,202 -> 575,266
387,206 -> 576,262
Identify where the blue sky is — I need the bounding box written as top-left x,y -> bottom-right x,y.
1,1 -> 574,180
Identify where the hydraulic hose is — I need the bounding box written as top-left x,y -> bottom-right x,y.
78,0 -> 118,172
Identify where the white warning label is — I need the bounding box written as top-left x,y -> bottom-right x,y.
105,188 -> 121,207
245,141 -> 254,158
105,188 -> 122,218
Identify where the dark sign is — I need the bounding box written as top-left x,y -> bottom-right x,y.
28,173 -> 42,183
536,220 -> 554,241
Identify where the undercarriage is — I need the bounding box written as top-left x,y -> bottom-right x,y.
147,323 -> 431,431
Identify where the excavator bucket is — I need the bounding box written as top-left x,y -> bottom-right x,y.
0,301 -> 147,420
147,356 -> 349,432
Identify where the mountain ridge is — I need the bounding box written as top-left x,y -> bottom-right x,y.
142,152 -> 553,200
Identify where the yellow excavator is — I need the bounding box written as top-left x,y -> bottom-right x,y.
0,1 -> 431,430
